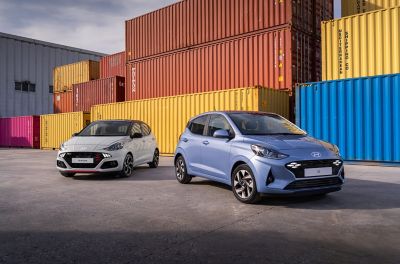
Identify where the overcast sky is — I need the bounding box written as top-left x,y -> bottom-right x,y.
0,0 -> 341,55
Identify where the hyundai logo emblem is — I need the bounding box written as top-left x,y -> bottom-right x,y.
311,152 -> 321,158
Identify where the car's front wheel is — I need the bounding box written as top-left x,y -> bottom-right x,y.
175,156 -> 192,184
60,172 -> 75,178
118,153 -> 134,178
148,149 -> 159,168
232,164 -> 260,204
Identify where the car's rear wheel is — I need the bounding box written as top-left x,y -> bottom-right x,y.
175,156 -> 192,184
232,164 -> 260,204
118,153 -> 134,178
60,172 -> 75,177
148,149 -> 159,168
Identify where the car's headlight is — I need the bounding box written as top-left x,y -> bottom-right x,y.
60,143 -> 66,151
333,145 -> 341,156
103,142 -> 124,151
251,144 -> 288,159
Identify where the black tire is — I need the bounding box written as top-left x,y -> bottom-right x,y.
117,153 -> 134,178
148,149 -> 159,168
60,172 -> 75,177
231,164 -> 260,204
175,156 -> 192,184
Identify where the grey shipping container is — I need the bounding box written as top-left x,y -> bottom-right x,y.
0,32 -> 106,117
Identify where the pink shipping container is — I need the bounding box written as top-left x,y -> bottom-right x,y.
126,0 -> 333,61
0,116 -> 40,148
73,76 -> 125,112
100,51 -> 126,78
126,27 -> 320,101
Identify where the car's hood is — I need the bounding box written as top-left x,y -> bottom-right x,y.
63,136 -> 128,151
244,135 -> 334,151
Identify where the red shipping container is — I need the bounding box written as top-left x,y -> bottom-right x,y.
100,51 -> 126,78
0,116 -> 40,148
53,91 -> 73,113
125,27 -> 320,101
125,0 -> 333,61
73,76 -> 125,112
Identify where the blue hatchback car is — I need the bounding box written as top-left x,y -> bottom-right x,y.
174,111 -> 344,203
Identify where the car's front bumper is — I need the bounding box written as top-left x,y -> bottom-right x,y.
56,150 -> 126,174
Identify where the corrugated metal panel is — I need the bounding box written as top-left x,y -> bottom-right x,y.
92,86 -> 289,155
53,91 -> 73,113
126,0 -> 333,61
296,74 -> 400,163
342,0 -> 400,16
0,116 -> 40,148
322,6 -> 400,81
100,52 -> 126,78
73,76 -> 125,112
126,27 -> 320,101
53,60 -> 100,93
0,32 -> 104,118
40,112 -> 90,150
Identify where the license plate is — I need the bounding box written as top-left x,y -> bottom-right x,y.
304,167 -> 332,177
72,158 -> 93,164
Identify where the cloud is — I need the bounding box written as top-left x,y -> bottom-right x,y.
0,0 -> 178,54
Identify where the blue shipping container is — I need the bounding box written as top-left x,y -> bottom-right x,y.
296,74 -> 400,163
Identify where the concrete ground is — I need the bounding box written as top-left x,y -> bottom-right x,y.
0,149 -> 399,264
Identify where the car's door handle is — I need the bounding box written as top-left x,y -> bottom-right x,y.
202,141 -> 209,145
181,138 -> 188,142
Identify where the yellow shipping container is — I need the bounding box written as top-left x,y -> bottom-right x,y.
40,112 -> 90,150
342,0 -> 400,17
53,60 -> 99,93
91,86 -> 289,155
322,6 -> 400,81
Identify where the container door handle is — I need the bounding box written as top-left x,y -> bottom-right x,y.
203,141 -> 209,145
182,137 -> 188,142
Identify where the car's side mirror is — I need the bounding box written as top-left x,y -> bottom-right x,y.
72,133 -> 78,137
131,132 -> 143,139
213,129 -> 231,139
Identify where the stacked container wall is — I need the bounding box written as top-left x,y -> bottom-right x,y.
296,74 -> 400,163
53,60 -> 100,93
100,52 -> 126,78
322,6 -> 400,81
342,0 -> 400,16
0,116 -> 40,148
92,86 -> 289,155
126,27 -> 319,101
73,76 -> 125,112
53,91 -> 73,113
40,112 -> 90,149
126,0 -> 333,61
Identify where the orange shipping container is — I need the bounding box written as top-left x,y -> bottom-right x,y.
125,0 -> 333,61
53,91 -> 73,113
100,52 -> 126,78
126,27 -> 320,101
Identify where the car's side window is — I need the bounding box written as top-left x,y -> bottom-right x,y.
141,123 -> 151,136
207,115 -> 233,137
131,122 -> 142,136
189,115 -> 208,136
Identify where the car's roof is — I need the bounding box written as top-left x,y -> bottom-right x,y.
199,111 -> 277,115
93,119 -> 142,123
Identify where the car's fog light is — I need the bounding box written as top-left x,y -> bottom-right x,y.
266,171 -> 275,185
102,153 -> 112,158
59,153 -> 66,158
333,160 -> 342,166
286,162 -> 301,169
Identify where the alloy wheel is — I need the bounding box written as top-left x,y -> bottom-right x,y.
233,169 -> 254,199
176,159 -> 185,180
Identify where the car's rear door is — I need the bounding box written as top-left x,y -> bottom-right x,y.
129,122 -> 145,165
140,122 -> 155,162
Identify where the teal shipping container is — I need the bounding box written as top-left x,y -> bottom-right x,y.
296,74 -> 400,163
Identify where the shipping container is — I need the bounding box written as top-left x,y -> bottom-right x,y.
40,112 -> 90,150
342,0 -> 400,17
0,32 -> 104,118
0,116 -> 40,148
53,91 -> 73,113
126,27 -> 320,101
92,86 -> 289,155
322,6 -> 400,81
53,60 -> 100,93
126,0 -> 333,61
100,51 -> 126,78
296,74 -> 400,163
73,76 -> 125,112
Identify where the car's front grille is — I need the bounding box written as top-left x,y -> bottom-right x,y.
284,177 -> 343,190
63,152 -> 103,169
286,159 -> 343,178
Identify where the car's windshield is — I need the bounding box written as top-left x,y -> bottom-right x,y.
228,113 -> 306,136
78,121 -> 131,137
